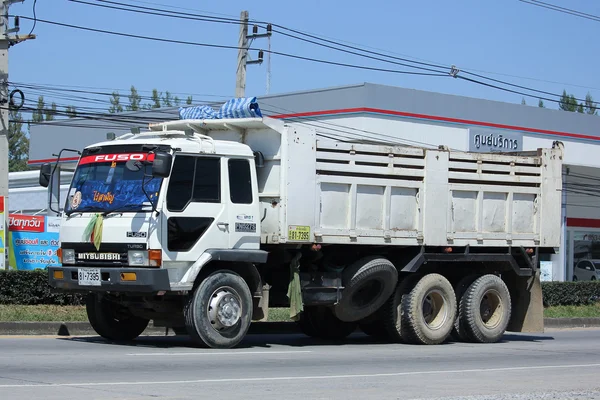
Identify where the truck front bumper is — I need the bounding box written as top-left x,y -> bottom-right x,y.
48,267 -> 171,293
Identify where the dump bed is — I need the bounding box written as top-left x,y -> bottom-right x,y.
254,121 -> 563,249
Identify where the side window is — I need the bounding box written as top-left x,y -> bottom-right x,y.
228,159 -> 253,204
166,156 -> 195,212
193,158 -> 220,203
166,156 -> 221,211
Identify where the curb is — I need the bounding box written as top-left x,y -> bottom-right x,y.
543,318 -> 600,329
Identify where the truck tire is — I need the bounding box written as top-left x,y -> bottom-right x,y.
382,274 -> 421,342
460,274 -> 511,344
451,274 -> 480,342
333,257 -> 398,322
184,270 -> 253,349
85,293 -> 149,341
401,273 -> 457,345
299,306 -> 357,340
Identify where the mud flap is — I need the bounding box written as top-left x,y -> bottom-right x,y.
506,269 -> 544,333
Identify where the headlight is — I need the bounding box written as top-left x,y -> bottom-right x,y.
128,250 -> 149,266
62,249 -> 75,265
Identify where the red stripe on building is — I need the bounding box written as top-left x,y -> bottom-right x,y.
567,218 -> 600,228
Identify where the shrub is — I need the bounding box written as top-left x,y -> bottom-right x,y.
541,281 -> 600,307
0,270 -> 84,306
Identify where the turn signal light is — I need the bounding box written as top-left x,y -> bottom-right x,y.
149,250 -> 162,267
53,270 -> 64,280
120,272 -> 137,281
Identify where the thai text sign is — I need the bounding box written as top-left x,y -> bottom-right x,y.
8,214 -> 61,270
469,129 -> 523,153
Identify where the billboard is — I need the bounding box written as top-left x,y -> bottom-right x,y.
8,214 -> 61,270
0,197 -> 5,270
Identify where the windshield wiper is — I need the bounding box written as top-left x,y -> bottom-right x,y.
102,203 -> 152,217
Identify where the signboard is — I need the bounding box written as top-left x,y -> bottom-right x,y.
8,214 -> 61,270
0,197 -> 5,270
540,261 -> 553,282
468,129 -> 523,153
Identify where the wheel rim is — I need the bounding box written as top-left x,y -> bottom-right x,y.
207,286 -> 242,332
479,289 -> 503,329
420,289 -> 448,330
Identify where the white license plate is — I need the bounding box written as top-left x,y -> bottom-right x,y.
78,268 -> 101,286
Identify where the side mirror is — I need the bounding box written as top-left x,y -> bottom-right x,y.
151,151 -> 173,178
39,163 -> 52,188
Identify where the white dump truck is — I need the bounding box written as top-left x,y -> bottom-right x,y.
41,99 -> 563,349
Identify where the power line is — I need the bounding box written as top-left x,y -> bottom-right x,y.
13,15 -> 449,77
518,0 -> 600,23
73,0 -> 450,74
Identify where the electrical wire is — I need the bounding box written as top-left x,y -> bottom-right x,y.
28,0 -> 38,35
518,0 -> 600,23
71,0 -> 450,75
13,15 -> 448,77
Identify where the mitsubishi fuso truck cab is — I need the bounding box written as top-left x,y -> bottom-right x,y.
41,98 -> 564,349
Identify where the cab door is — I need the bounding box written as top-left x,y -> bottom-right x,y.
225,157 -> 261,250
160,154 -> 229,262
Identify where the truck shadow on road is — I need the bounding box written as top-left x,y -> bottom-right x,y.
56,331 -> 555,350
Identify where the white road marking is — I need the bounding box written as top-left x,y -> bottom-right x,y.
126,350 -> 312,356
1,363 -> 600,388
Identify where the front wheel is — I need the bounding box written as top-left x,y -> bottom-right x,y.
85,293 -> 149,341
184,270 -> 253,349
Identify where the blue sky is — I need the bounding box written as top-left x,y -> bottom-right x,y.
7,0 -> 600,114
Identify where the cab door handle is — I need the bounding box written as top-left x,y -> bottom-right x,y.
217,222 -> 229,229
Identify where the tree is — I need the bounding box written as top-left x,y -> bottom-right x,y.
32,96 -> 45,122
162,91 -> 174,107
186,95 -> 193,105
577,103 -> 585,113
8,110 -> 29,171
521,97 -> 526,105
585,92 -> 597,115
65,106 -> 77,118
109,91 -> 123,113
45,102 -> 57,121
151,89 -> 161,108
538,99 -> 545,108
174,96 -> 181,106
127,85 -> 142,111
559,90 -> 578,112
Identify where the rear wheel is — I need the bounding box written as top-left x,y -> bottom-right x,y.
460,274 -> 511,344
401,273 -> 457,345
382,274 -> 421,343
85,293 -> 149,341
451,274 -> 480,342
184,270 -> 253,349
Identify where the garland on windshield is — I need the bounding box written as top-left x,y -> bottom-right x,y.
82,213 -> 104,251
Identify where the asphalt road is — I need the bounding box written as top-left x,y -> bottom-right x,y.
1,329 -> 600,400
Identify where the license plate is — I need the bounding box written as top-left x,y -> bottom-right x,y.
78,268 -> 101,286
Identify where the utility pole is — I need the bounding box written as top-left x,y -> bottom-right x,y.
0,0 -> 35,269
235,10 -> 271,98
235,10 -> 248,98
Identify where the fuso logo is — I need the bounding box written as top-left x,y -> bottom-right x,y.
79,153 -> 155,165
9,215 -> 45,232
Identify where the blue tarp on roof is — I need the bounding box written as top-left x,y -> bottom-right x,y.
178,97 -> 263,120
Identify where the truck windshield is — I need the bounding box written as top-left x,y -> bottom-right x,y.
65,152 -> 163,215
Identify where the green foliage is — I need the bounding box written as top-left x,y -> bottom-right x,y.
538,99 -> 545,108
127,85 -> 142,111
8,110 -> 29,172
542,281 -> 600,307
0,270 -> 84,306
109,91 -> 123,113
